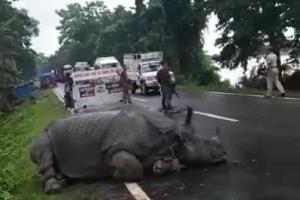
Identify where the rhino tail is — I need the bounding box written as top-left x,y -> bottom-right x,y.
185,106 -> 193,126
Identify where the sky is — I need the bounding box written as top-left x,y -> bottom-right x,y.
14,0 -> 135,56
14,0 -> 244,85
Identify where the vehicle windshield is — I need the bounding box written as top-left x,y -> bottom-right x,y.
102,63 -> 118,69
141,63 -> 159,73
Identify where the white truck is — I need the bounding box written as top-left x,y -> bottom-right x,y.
62,64 -> 73,77
124,51 -> 175,95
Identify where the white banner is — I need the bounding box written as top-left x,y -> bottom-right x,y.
71,67 -> 122,103
72,68 -> 119,82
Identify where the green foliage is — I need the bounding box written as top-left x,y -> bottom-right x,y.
35,53 -> 50,76
0,57 -> 19,85
55,1 -> 111,64
0,0 -> 39,83
161,0 -> 208,72
209,0 -> 299,71
0,91 -> 65,199
50,0 -> 220,86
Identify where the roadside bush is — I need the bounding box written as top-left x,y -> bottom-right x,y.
0,106 -> 34,199
0,163 -> 17,200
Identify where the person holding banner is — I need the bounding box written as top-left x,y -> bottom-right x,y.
64,73 -> 75,109
118,65 -> 132,104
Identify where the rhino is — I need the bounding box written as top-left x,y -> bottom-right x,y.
29,105 -> 226,194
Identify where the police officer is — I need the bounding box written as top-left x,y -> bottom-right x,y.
265,51 -> 285,98
118,65 -> 131,104
157,61 -> 172,110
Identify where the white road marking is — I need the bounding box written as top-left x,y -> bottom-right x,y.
210,91 -> 264,98
53,89 -> 64,102
125,183 -> 151,200
132,97 -> 148,102
194,111 -> 239,122
52,90 -> 152,200
210,91 -> 300,101
282,97 -> 300,101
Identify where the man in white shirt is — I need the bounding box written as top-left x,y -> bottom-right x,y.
265,51 -> 285,98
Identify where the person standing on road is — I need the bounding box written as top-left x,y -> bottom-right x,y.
265,50 -> 285,98
157,61 -> 172,111
64,73 -> 74,109
118,65 -> 131,104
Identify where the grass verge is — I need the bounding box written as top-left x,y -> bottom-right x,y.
0,90 -> 65,200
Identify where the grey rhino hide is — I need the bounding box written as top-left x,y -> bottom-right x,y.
46,105 -> 178,179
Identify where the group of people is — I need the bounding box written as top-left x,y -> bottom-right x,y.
64,49 -> 285,111
64,61 -> 175,111
118,61 -> 176,111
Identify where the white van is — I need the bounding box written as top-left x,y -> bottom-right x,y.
94,56 -> 121,70
124,52 -> 175,95
74,62 -> 90,71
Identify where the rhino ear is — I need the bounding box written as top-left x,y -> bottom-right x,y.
185,106 -> 193,126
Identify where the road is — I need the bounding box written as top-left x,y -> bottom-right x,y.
54,84 -> 300,200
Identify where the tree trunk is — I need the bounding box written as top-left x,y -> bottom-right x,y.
275,49 -> 283,81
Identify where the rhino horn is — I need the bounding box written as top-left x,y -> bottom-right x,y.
212,127 -> 221,141
185,106 -> 193,126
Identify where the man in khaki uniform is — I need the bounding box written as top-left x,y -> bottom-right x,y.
118,65 -> 131,104
265,52 -> 285,98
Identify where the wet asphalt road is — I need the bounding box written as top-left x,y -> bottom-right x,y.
136,91 -> 300,200
55,85 -> 300,200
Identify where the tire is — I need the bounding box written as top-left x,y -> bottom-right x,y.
141,83 -> 148,96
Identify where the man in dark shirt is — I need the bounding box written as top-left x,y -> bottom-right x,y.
157,61 -> 172,110
118,65 -> 131,104
64,73 -> 74,109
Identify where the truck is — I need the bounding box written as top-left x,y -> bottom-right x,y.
62,64 -> 73,78
124,51 -> 175,95
55,64 -> 73,82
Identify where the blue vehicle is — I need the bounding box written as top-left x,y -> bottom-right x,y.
40,72 -> 57,89
14,82 -> 35,100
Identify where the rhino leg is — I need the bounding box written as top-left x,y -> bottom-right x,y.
30,134 -> 65,194
109,151 -> 143,182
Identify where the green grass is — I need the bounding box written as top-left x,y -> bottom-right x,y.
0,90 -> 66,200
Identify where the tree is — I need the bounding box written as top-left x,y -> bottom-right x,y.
53,0 -> 222,86
56,1 -> 112,64
209,0 -> 299,75
0,0 -> 38,112
95,5 -> 134,61
0,0 -> 39,83
161,0 -> 209,74
135,0 -> 146,16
